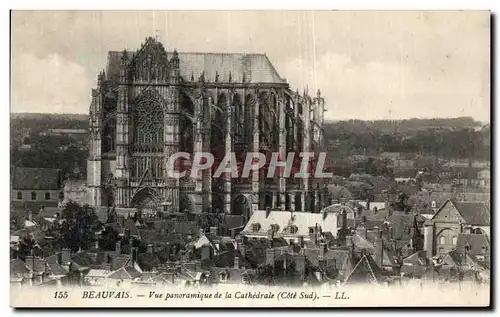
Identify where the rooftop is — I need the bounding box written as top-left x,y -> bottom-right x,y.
106,44 -> 286,84
11,167 -> 62,190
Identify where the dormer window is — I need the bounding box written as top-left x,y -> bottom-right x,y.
252,223 -> 261,232
270,224 -> 280,234
219,270 -> 229,282
289,225 -> 298,234
309,227 -> 315,234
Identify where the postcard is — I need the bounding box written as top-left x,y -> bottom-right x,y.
10,10 -> 491,308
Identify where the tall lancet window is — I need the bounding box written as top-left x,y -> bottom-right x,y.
244,94 -> 256,145
133,90 -> 164,152
102,114 -> 116,153
232,94 -> 244,144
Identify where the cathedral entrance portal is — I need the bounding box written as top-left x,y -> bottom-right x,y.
130,187 -> 160,217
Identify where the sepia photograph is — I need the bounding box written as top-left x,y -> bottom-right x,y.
9,10 -> 491,308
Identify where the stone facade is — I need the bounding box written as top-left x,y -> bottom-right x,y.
87,37 -> 325,216
424,199 -> 491,257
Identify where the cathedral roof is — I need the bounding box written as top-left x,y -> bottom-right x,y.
106,51 -> 286,84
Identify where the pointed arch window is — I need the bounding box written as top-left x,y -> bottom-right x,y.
244,94 -> 255,145
133,90 -> 164,152
102,113 -> 116,153
232,94 -> 244,143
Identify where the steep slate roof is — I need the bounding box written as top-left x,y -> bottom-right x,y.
137,252 -> 161,272
107,266 -> 142,280
24,257 -> 47,273
344,255 -> 386,285
440,250 -> 485,272
452,201 -> 490,226
242,210 -> 337,238
11,167 -> 61,190
351,234 -> 376,254
386,212 -> 416,240
10,259 -> 31,276
303,248 -> 350,271
209,249 -> 254,269
456,233 -> 490,257
223,215 -> 246,231
402,251 -> 430,267
108,254 -> 131,271
106,50 -> 286,84
86,269 -> 111,278
46,255 -> 69,276
71,253 -> 94,267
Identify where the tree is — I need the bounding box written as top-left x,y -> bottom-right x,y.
17,234 -> 36,261
391,193 -> 412,213
99,225 -> 120,251
59,202 -> 101,251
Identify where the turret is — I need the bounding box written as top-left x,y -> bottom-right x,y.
120,49 -> 129,81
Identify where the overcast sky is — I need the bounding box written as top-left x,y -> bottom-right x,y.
11,10 -> 490,121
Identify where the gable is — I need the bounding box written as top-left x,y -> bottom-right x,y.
432,200 -> 464,223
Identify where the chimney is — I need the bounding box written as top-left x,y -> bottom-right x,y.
268,227 -> 275,242
147,244 -> 154,254
420,250 -> 427,260
319,242 -> 327,258
230,229 -> 236,239
346,235 -> 352,248
115,241 -> 121,254
94,239 -> 99,249
265,249 -> 276,266
210,226 -> 218,238
165,242 -> 171,261
61,248 -> 71,264
266,207 -> 271,218
56,252 -> 62,265
110,255 -> 118,271
298,235 -> 304,248
322,211 -> 327,220
199,228 -> 205,238
130,248 -> 138,266
295,252 -> 306,278
129,238 -> 136,264
240,244 -> 246,258
234,256 -> 240,269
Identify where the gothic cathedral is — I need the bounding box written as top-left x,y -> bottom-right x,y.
87,37 -> 325,218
